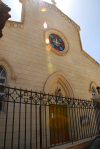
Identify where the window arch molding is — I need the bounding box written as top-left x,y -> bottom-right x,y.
0,58 -> 16,84
43,71 -> 74,98
44,29 -> 69,56
89,81 -> 98,96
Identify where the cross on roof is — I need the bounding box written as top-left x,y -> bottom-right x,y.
51,0 -> 57,6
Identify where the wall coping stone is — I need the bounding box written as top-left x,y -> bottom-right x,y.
50,136 -> 96,149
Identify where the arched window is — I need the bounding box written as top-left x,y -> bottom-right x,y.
92,86 -> 96,96
0,66 -> 7,111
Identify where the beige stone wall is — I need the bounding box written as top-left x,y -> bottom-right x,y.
0,0 -> 100,100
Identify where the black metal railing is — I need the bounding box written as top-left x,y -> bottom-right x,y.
0,85 -> 100,149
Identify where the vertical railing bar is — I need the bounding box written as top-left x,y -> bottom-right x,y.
92,106 -> 96,137
81,105 -> 83,140
35,99 -> 37,149
77,103 -> 81,140
97,106 -> 99,135
88,104 -> 92,138
30,90 -> 32,149
87,103 -> 90,138
18,88 -> 21,149
89,106 -> 93,138
71,101 -> 75,142
45,104 -> 47,148
63,104 -> 66,143
66,104 -> 70,142
69,105 -> 73,144
96,107 -> 98,135
11,100 -> 15,149
83,103 -> 85,139
24,102 -> 27,149
87,106 -> 90,138
94,106 -> 98,136
99,108 -> 100,135
89,106 -> 92,138
40,92 -> 42,149
66,103 -> 68,143
83,105 -> 86,139
87,105 -> 90,138
60,100 -> 63,144
3,87 -> 10,149
56,97 -> 59,145
49,95 -> 51,147
74,103 -> 78,141
76,100 -> 80,140
85,105 -> 88,138
81,104 -> 84,139
97,108 -> 100,135
91,106 -> 94,138
53,103 -> 55,145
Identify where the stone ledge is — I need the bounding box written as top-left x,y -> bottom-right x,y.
5,20 -> 24,29
50,136 -> 96,149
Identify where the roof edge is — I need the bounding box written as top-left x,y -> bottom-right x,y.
19,0 -> 81,31
81,49 -> 100,67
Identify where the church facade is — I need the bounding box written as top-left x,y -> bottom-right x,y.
0,0 -> 100,101
0,0 -> 100,148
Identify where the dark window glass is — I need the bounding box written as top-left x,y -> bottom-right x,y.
0,95 -> 4,101
0,66 -> 3,73
1,70 -> 6,77
92,87 -> 96,96
0,66 -> 6,111
0,79 -> 5,84
0,102 -> 2,111
0,87 -> 5,93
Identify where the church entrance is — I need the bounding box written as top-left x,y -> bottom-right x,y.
50,104 -> 69,144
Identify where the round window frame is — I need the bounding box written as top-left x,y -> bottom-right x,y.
44,29 -> 69,56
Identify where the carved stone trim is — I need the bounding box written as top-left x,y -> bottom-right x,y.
0,58 -> 16,81
89,81 -> 98,95
43,71 -> 74,97
5,20 -> 24,29
44,29 -> 69,56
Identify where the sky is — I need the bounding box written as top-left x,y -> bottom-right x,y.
2,0 -> 100,64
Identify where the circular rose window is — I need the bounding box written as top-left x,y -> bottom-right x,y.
49,34 -> 65,51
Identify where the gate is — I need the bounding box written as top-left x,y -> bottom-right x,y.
0,85 -> 100,149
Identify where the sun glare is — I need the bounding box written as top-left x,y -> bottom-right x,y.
43,0 -> 71,14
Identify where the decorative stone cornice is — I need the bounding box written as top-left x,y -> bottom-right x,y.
81,50 -> 100,67
5,20 -> 24,29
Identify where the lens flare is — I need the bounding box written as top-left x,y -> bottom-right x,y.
41,8 -> 46,11
48,63 -> 53,69
45,38 -> 49,44
47,56 -> 52,62
43,22 -> 47,29
45,115 -> 70,126
46,45 -> 51,51
48,69 -> 54,74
